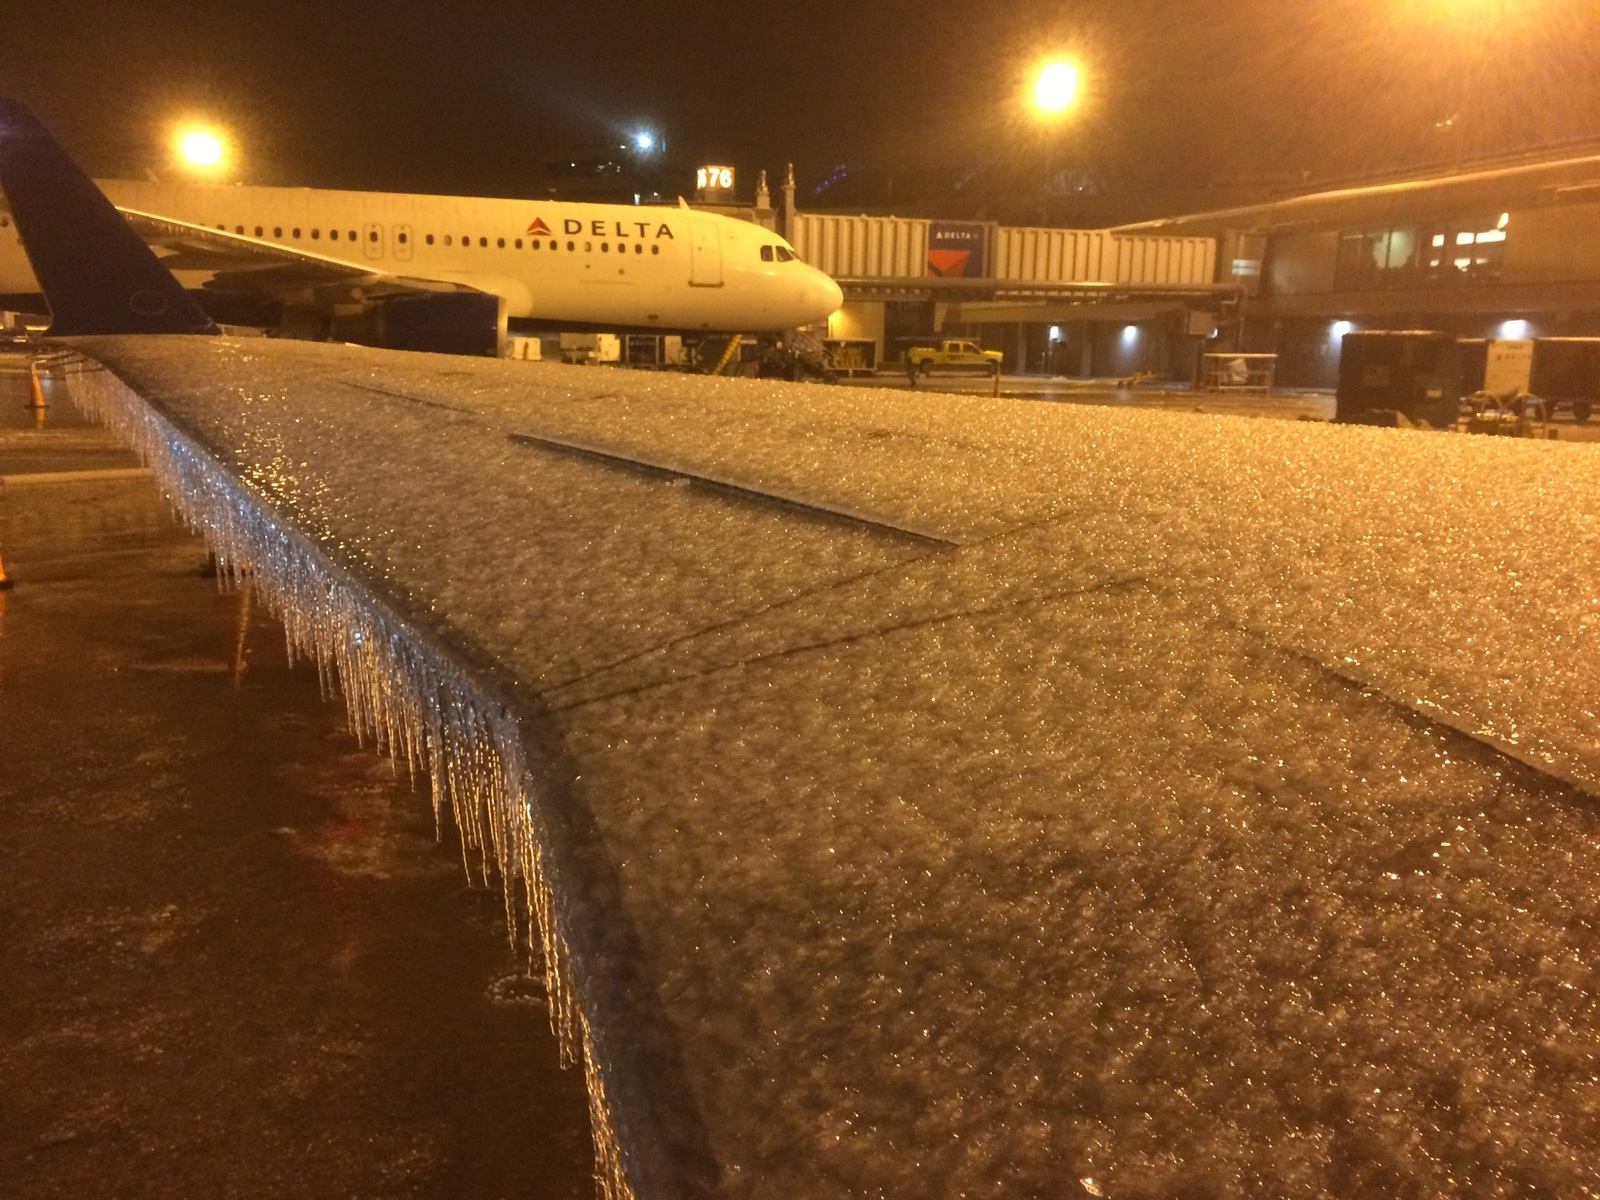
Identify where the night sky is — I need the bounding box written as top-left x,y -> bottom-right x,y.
4,1 -> 1600,224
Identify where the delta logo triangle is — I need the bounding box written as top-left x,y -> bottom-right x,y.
526,216 -> 553,237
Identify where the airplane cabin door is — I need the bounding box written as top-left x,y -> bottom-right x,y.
393,224 -> 414,262
689,218 -> 722,286
363,222 -> 385,261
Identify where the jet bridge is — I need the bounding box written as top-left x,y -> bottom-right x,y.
788,212 -> 1236,371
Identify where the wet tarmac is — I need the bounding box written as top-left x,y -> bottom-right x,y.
841,371 -> 1600,440
0,378 -> 595,1199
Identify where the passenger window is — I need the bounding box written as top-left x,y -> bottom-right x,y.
425,234 -> 434,245
368,230 -> 378,242
566,241 -> 575,251
479,236 -> 488,247
312,229 -> 320,239
584,242 -> 592,252
398,232 -> 408,244
634,244 -> 643,254
292,228 -> 301,238
497,237 -> 506,248
515,238 -> 522,249
601,243 -> 609,253
349,231 -> 356,241
651,245 -> 660,255
444,235 -> 453,246
273,226 -> 282,237
235,225 -> 244,234
253,225 -> 263,237
531,239 -> 541,249
329,230 -> 339,240
761,246 -> 774,262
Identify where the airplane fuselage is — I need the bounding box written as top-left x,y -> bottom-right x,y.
0,179 -> 843,333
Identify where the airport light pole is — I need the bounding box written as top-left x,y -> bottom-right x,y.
1026,58 -> 1084,225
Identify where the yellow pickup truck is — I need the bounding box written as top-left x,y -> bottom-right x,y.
905,339 -> 1004,377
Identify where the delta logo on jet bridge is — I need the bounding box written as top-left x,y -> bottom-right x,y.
524,215 -> 678,240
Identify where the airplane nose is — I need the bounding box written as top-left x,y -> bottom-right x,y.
802,268 -> 842,324
820,272 -> 844,314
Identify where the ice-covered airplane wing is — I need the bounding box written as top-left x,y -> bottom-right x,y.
116,207 -> 478,298
58,334 -> 1600,1200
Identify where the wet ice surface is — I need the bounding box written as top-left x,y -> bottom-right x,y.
65,336 -> 1600,1198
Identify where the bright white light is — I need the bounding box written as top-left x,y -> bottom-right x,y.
1049,325 -> 1062,342
1499,319 -> 1531,339
633,130 -> 657,154
1121,325 -> 1139,344
179,129 -> 224,169
1034,61 -> 1080,114
1331,320 -> 1355,340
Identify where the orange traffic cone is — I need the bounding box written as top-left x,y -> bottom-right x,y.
26,361 -> 47,411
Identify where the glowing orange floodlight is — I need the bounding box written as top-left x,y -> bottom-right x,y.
1033,60 -> 1080,116
172,123 -> 231,176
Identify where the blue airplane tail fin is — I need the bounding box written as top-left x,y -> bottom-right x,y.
0,98 -> 218,336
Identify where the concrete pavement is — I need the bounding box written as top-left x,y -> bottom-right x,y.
0,377 -> 594,1200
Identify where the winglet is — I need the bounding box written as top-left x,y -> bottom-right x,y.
0,98 -> 218,336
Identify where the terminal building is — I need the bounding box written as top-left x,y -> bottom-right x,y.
764,144 -> 1600,389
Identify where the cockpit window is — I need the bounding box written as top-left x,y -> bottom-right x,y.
761,246 -> 774,262
776,246 -> 795,262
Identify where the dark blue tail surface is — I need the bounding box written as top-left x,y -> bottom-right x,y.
0,98 -> 217,336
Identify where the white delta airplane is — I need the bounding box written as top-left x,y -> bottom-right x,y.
0,103 -> 842,355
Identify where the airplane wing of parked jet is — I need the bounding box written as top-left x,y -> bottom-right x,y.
10,92 -> 1600,1199
117,206 -> 484,298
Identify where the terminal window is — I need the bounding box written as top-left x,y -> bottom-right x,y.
1422,215 -> 1507,283
1334,227 -> 1418,290
1337,215 -> 1507,290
